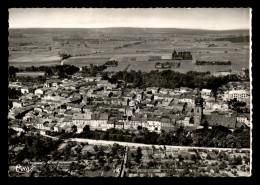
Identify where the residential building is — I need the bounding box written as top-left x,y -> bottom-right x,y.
21,87 -> 29,94
222,90 -> 250,102
236,113 -> 250,127
201,89 -> 213,99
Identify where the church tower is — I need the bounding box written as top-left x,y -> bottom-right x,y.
194,90 -> 203,125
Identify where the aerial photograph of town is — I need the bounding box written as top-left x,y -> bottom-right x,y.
8,8 -> 251,178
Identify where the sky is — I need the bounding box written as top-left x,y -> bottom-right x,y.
9,8 -> 251,30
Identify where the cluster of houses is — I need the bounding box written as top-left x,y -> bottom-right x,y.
8,71 -> 251,136
216,81 -> 250,103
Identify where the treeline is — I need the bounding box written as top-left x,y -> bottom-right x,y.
81,64 -> 107,77
9,75 -> 46,84
8,88 -> 22,99
9,65 -> 80,79
196,61 -> 231,65
107,70 -> 241,93
9,65 -> 244,94
215,36 -> 249,43
57,125 -> 250,148
59,52 -> 72,60
114,41 -> 145,49
9,133 -> 62,163
104,60 -> 118,67
228,99 -> 249,113
8,66 -> 20,77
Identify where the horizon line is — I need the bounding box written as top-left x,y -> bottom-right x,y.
8,27 -> 250,31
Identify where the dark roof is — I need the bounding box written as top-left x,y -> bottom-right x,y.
99,113 -> 109,120
179,93 -> 195,99
236,122 -> 247,128
46,79 -> 61,83
236,113 -> 250,119
67,103 -> 83,108
205,113 -> 237,129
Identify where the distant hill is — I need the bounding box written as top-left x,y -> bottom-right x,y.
8,27 -> 250,36
215,36 -> 250,43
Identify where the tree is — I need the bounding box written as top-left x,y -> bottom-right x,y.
178,155 -> 184,162
52,150 -> 62,161
45,68 -> 53,76
85,151 -> 92,159
8,88 -> 22,99
100,132 -> 109,140
137,125 -> 142,131
219,162 -> 227,170
8,128 -> 17,137
72,125 -> 77,133
232,155 -> 242,165
98,157 -> 105,166
116,133 -> 124,142
206,154 -> 212,160
91,161 -> 96,169
152,145 -> 156,154
103,165 -> 110,171
147,161 -> 155,168
93,145 -> 99,152
126,159 -> 132,168
135,155 -> 141,164
15,151 -> 25,163
57,69 -> 66,79
39,162 -> 53,177
98,146 -> 105,156
69,162 -> 77,172
75,146 -> 82,154
63,146 -> 72,160
101,73 -> 109,80
9,66 -> 19,77
191,154 -> 197,162
65,65 -> 79,76
243,156 -> 250,165
135,147 -> 143,163
137,147 -> 142,154
203,121 -> 209,129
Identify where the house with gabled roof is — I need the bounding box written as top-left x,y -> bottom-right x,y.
35,118 -> 52,130
21,86 -> 29,94
107,118 -> 116,129
236,113 -> 250,127
146,87 -> 159,94
205,113 -> 238,129
44,79 -> 62,88
10,125 -> 25,134
34,88 -> 47,96
147,117 -> 162,132
12,100 -> 22,109
179,93 -> 195,105
201,89 -> 213,99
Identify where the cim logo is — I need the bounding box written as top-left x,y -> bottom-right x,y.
16,163 -> 35,173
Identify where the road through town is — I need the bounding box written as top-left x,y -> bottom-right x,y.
66,138 -> 250,152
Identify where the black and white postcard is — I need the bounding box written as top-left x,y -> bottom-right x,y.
8,8 -> 252,178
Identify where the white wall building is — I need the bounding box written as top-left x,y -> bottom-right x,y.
223,90 -> 250,102
201,89 -> 213,99
21,87 -> 29,94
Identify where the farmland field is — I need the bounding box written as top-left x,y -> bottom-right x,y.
8,28 -> 250,73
